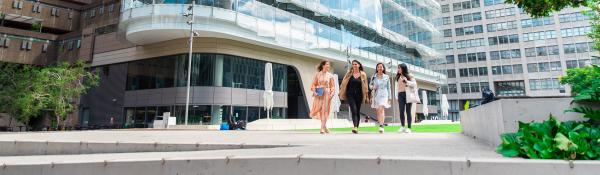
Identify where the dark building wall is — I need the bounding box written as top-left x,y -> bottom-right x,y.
79,63 -> 127,126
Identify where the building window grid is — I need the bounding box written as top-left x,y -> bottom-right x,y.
530,78 -> 561,91
564,42 -> 595,54
521,17 -> 554,28
453,0 -> 480,11
485,7 -> 516,19
456,38 -> 486,49
561,26 -> 592,38
488,34 -> 519,46
460,82 -> 489,94
523,30 -> 557,41
487,21 -> 517,32
455,25 -> 484,36
559,11 -> 592,23
454,12 -> 482,24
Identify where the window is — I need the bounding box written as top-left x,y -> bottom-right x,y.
477,52 -> 486,61
576,42 -> 589,53
550,61 -> 562,71
492,66 -> 502,75
456,38 -> 486,49
446,69 -> 456,78
522,17 -> 554,28
98,6 -> 104,15
495,81 -> 526,96
561,26 -> 592,37
459,68 -> 468,77
513,64 -> 523,74
487,21 -> 517,32
20,40 -> 32,51
489,34 -> 518,46
109,4 -> 115,13
467,53 -> 477,62
443,17 -> 452,25
564,44 -> 576,54
42,42 -> 48,53
90,9 -> 96,18
449,84 -> 458,94
0,38 -> 10,48
454,15 -> 463,23
68,11 -> 74,19
559,12 -> 591,23
479,67 -> 488,76
527,63 -> 538,73
461,83 -> 470,93
470,83 -> 481,93
443,29 -> 453,37
564,42 -> 593,53
480,82 -> 490,91
51,8 -> 60,17
511,49 -> 522,58
12,1 -> 23,9
530,78 -> 561,90
445,42 -> 454,50
446,55 -> 455,64
442,5 -> 450,13
485,7 -> 516,19
453,2 -> 462,11
536,47 -> 548,56
490,51 -> 500,60
455,25 -> 484,36
32,4 -> 42,13
566,60 -> 578,69
502,65 -> 513,74
539,62 -> 550,72
458,54 -> 467,63
548,45 -> 559,55
485,0 -> 505,6
468,68 -> 479,77
525,47 -> 536,57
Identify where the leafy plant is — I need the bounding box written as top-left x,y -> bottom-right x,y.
497,115 -> 600,160
560,65 -> 600,122
31,22 -> 42,32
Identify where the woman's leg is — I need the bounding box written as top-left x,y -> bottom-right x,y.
406,103 -> 413,129
377,107 -> 385,126
348,96 -> 359,128
398,93 -> 407,127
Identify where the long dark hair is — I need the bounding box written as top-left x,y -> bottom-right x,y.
395,63 -> 411,81
375,63 -> 386,74
317,60 -> 329,72
350,60 -> 364,71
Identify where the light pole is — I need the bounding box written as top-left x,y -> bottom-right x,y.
183,1 -> 196,125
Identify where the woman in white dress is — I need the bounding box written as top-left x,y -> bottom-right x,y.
369,63 -> 391,133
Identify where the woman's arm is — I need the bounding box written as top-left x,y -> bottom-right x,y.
406,76 -> 417,88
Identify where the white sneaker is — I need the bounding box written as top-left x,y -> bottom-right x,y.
379,127 -> 384,133
398,127 -> 406,133
404,128 -> 412,133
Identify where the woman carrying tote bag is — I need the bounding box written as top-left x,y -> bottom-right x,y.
395,64 -> 420,133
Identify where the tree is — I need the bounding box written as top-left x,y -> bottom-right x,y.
0,61 -> 99,129
506,0 -> 600,50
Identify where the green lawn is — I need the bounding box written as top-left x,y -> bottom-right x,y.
305,124 -> 461,133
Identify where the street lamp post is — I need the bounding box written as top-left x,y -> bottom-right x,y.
183,1 -> 196,125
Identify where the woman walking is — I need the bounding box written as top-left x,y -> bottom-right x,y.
340,60 -> 369,134
395,63 -> 420,133
370,63 -> 391,133
310,60 -> 335,134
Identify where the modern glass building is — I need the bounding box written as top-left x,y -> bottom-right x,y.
80,0 -> 446,128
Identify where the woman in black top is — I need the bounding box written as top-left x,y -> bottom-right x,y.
339,60 -> 369,134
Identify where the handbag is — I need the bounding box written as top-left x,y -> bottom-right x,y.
315,87 -> 324,97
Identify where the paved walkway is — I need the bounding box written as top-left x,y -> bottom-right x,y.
0,130 -> 501,164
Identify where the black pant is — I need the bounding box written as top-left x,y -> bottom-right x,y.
398,92 -> 413,128
346,94 -> 362,128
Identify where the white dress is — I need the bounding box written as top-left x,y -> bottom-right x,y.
370,74 -> 391,108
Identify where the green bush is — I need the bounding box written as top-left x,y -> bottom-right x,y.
497,116 -> 600,160
560,65 -> 600,122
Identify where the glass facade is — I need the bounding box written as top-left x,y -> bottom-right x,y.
120,0 -> 444,71
126,53 -> 287,92
124,105 -> 287,127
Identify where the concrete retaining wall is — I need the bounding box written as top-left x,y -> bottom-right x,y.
460,98 -> 587,146
1,155 -> 598,175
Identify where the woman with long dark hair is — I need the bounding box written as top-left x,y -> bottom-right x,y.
370,63 -> 391,133
339,60 -> 369,134
310,60 -> 335,134
395,63 -> 420,133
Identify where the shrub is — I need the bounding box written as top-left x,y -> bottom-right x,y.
560,65 -> 600,123
497,116 -> 600,160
